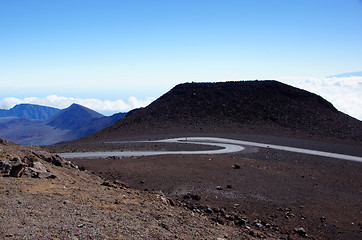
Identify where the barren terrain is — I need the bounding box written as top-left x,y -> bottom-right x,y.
2,81 -> 362,239
0,139 -> 255,239
62,134 -> 362,240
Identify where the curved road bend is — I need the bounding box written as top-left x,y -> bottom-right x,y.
58,139 -> 244,159
59,137 -> 362,163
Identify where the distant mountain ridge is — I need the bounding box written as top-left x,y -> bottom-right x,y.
0,103 -> 127,145
0,104 -> 61,120
46,103 -> 127,141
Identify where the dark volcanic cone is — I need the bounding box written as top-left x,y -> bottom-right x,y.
83,80 -> 362,144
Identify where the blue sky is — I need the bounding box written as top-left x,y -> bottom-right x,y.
1,0 -> 362,118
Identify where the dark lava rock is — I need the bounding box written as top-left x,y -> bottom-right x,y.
101,181 -> 118,188
33,151 -> 65,167
183,193 -> 201,201
0,138 -> 9,145
168,198 -> 175,206
205,207 -> 214,214
233,164 -> 241,169
254,222 -> 263,228
183,194 -> 190,199
51,156 -> 64,166
294,227 -> 307,237
191,194 -> 201,201
113,180 -> 130,188
10,163 -> 26,177
225,214 -> 236,221
211,217 -> 225,225
0,160 -> 11,174
33,151 -> 54,163
236,219 -> 248,226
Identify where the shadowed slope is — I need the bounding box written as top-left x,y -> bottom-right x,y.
47,103 -> 104,131
83,81 -> 362,144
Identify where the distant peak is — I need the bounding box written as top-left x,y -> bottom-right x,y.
69,103 -> 82,107
62,103 -> 104,118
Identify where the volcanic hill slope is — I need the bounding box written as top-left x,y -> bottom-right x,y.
83,80 -> 362,144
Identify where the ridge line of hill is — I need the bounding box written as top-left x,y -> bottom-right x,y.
80,80 -> 362,146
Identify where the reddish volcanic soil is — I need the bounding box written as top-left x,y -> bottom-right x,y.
65,135 -> 362,240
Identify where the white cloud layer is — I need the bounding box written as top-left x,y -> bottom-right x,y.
1,76 -> 361,121
278,76 -> 362,121
0,95 -> 155,115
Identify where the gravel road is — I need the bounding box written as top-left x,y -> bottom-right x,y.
59,137 -> 362,162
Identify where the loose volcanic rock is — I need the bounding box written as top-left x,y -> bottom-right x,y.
0,139 -> 68,178
294,227 -> 307,237
233,164 -> 241,169
9,163 -> 26,178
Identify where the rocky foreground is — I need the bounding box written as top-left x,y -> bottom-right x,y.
0,139 -> 269,239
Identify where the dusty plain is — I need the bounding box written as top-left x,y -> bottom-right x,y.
51,134 -> 362,240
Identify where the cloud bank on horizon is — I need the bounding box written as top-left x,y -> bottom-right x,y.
278,75 -> 362,121
0,95 -> 155,116
0,74 -> 361,121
